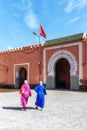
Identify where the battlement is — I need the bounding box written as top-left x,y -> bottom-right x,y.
0,43 -> 43,55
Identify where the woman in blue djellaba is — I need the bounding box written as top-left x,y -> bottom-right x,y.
34,81 -> 47,110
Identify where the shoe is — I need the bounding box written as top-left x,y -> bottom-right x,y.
22,107 -> 26,111
35,106 -> 38,109
24,108 -> 26,111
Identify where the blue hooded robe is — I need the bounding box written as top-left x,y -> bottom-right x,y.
34,83 -> 46,108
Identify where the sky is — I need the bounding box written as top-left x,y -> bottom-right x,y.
0,0 -> 87,51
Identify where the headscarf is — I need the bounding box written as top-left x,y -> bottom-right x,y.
39,81 -> 43,85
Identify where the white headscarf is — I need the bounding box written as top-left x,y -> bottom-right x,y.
39,81 -> 43,85
24,80 -> 28,84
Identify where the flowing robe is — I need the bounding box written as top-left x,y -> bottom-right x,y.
20,84 -> 31,108
34,84 -> 46,108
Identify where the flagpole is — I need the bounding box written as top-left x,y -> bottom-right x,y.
33,24 -> 46,81
39,34 -> 40,44
33,32 -> 40,43
33,31 -> 41,81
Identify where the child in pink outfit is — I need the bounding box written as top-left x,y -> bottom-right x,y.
19,80 -> 32,110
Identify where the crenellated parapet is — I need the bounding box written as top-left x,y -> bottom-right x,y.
0,43 -> 43,55
0,47 -> 23,54
22,44 -> 43,54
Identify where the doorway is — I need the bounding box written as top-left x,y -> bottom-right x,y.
15,67 -> 27,88
55,58 -> 70,89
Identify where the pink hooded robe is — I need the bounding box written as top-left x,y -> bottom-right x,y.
20,83 -> 31,108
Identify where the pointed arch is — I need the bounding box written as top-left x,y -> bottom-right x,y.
15,67 -> 27,88
48,50 -> 77,76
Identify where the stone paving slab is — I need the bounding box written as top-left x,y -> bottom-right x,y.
0,90 -> 87,130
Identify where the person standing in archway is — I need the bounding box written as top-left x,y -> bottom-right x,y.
19,80 -> 32,110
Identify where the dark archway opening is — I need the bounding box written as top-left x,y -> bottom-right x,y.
19,67 -> 27,88
55,58 -> 70,89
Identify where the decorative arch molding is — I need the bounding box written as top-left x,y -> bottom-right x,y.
14,63 -> 29,84
48,50 -> 77,76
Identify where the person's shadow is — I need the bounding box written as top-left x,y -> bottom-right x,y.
2,106 -> 36,111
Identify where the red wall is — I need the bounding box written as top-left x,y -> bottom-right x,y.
0,44 -> 44,86
0,39 -> 87,88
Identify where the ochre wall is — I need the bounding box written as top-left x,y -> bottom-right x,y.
0,44 -> 44,85
0,39 -> 87,87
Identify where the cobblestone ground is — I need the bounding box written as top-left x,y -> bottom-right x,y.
0,90 -> 87,130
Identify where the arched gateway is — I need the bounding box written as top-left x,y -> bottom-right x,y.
15,67 -> 27,88
0,32 -> 85,90
55,58 -> 70,89
47,50 -> 79,89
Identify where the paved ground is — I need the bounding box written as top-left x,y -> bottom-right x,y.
0,89 -> 87,130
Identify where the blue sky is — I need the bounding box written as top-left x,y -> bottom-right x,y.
0,0 -> 87,50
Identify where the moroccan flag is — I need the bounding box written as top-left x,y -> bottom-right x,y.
40,24 -> 46,38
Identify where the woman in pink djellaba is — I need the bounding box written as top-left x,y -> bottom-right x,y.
19,80 -> 32,110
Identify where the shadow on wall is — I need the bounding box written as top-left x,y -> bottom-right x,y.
30,84 -> 46,89
0,83 -> 47,89
0,83 -> 15,89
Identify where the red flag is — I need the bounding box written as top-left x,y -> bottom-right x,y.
40,24 -> 46,38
